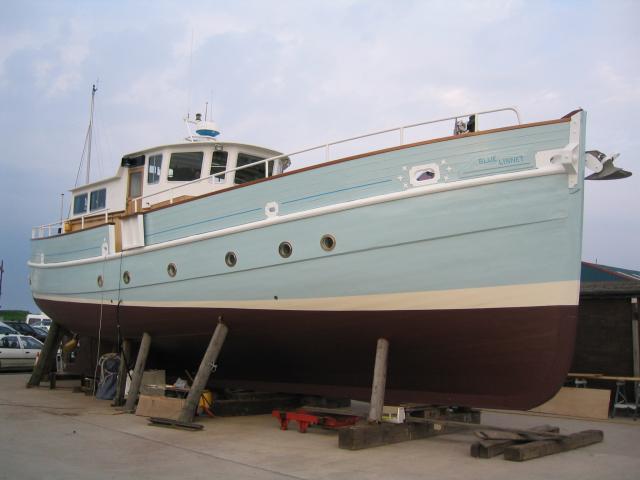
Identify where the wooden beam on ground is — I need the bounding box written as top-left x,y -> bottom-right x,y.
503,429 -> 604,462
407,417 -> 567,440
339,409 -> 480,450
123,333 -> 151,413
176,319 -> 228,425
26,320 -> 65,388
112,339 -> 131,407
148,417 -> 204,431
339,422 -> 440,450
367,338 -> 389,423
470,425 -> 559,459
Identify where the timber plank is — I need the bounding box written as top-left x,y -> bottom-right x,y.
530,387 -> 610,419
339,422 -> 438,450
503,430 -> 603,462
470,425 -> 559,458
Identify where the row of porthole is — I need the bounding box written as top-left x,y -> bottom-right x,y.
227,234 -> 336,266
96,234 -> 337,287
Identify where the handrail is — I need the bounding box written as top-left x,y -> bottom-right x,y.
137,107 -> 521,209
32,107 -> 521,231
32,209 -> 110,239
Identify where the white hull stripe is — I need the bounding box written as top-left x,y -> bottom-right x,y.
28,163 -> 567,269
34,280 -> 580,311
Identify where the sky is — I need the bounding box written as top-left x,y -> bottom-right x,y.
0,0 -> 638,311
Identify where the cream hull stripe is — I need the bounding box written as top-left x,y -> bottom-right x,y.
34,280 -> 580,311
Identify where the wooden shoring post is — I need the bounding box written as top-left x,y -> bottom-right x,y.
26,320 -> 65,388
123,333 -> 151,413
112,339 -> 132,407
632,297 -> 639,417
176,319 -> 228,425
368,338 -> 389,423
631,297 -> 639,378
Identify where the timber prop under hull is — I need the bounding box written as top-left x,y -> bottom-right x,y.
36,298 -> 577,410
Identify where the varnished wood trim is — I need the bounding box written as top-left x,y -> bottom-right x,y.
31,219 -> 119,241
125,115 -> 574,217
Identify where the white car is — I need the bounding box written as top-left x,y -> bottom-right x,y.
29,320 -> 51,332
0,334 -> 44,370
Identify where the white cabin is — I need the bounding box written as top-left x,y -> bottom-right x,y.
66,139 -> 290,230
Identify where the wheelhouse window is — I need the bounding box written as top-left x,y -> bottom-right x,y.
73,193 -> 88,215
128,171 -> 142,198
235,153 -> 272,185
210,150 -> 228,183
90,188 -> 106,211
147,154 -> 163,184
168,152 -> 204,182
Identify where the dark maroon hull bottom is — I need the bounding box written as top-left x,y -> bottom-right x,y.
35,299 -> 577,410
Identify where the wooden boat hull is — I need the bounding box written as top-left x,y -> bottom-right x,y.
30,111 -> 588,410
36,298 -> 576,409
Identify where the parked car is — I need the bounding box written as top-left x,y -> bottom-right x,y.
26,314 -> 51,328
0,321 -> 19,338
31,326 -> 49,338
0,334 -> 43,371
3,321 -> 48,343
30,320 -> 52,331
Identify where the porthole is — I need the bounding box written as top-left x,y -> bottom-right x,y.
225,251 -> 237,267
409,163 -> 440,186
320,234 -> 336,251
167,263 -> 177,277
97,275 -> 104,288
123,271 -> 131,284
278,241 -> 293,258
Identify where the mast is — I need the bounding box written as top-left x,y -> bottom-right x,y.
86,83 -> 97,184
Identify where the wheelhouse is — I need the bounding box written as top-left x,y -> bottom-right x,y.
64,141 -> 290,232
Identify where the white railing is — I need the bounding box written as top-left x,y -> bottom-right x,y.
33,107 -> 521,230
32,209 -> 110,239
136,107 -> 521,211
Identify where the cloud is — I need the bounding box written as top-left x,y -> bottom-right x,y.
1,0 -> 639,311
596,63 -> 640,104
0,31 -> 39,86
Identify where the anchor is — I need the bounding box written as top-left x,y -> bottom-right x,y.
585,150 -> 632,180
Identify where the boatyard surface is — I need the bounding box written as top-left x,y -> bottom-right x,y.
0,373 -> 638,480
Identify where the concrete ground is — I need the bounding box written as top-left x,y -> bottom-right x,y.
1,373 -> 639,480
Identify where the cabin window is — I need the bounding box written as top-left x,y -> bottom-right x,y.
147,154 -> 163,184
73,193 -> 88,215
210,150 -> 228,183
168,152 -> 204,182
90,188 -> 107,211
235,153 -> 272,184
128,171 -> 143,198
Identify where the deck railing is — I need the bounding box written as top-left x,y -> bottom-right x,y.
32,107 -> 521,234
136,107 -> 522,211
31,209 -> 110,239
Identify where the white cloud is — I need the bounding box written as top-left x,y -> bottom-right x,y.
0,31 -> 39,86
596,63 -> 640,103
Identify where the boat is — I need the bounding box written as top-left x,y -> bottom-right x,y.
28,105 -> 630,410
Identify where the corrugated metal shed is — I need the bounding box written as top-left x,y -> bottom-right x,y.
572,262 -> 639,391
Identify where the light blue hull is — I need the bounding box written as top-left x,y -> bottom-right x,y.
31,117 -> 584,306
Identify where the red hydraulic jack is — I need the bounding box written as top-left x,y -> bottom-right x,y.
272,409 -> 359,433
